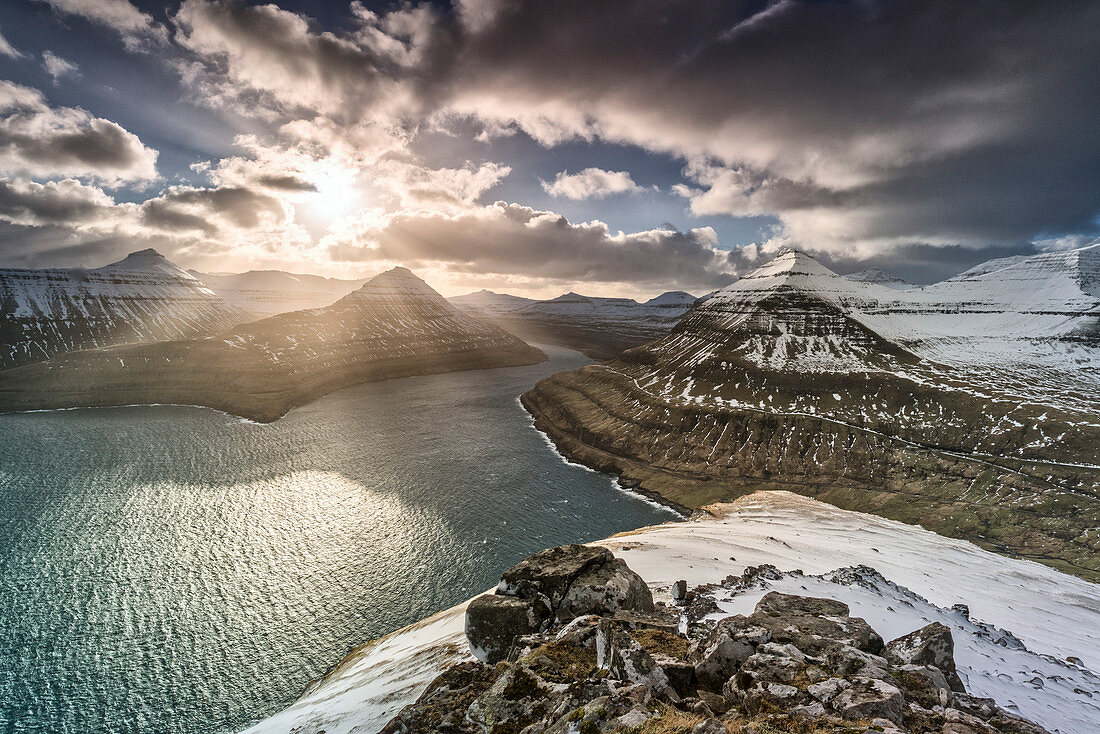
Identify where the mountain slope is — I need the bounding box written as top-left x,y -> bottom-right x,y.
845,268 -> 911,289
0,249 -> 247,369
191,269 -> 370,316
0,268 -> 546,422
522,247 -> 1100,580
450,289 -> 697,360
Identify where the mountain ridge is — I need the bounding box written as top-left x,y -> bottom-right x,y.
0,249 -> 248,369
521,245 -> 1100,581
0,267 -> 547,422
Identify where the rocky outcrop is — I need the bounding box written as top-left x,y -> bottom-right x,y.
0,267 -> 546,422
384,547 -> 1050,734
466,544 -> 653,664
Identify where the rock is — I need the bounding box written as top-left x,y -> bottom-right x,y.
595,618 -> 677,700
674,579 -> 688,602
689,615 -> 770,690
465,594 -> 550,664
498,544 -> 612,607
692,718 -> 726,734
615,708 -> 652,728
885,622 -> 966,692
751,592 -> 884,655
807,676 -> 850,703
557,557 -> 654,620
830,675 -> 906,725
696,689 -> 730,714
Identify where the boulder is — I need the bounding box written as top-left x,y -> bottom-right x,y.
465,594 -> 550,664
689,614 -> 771,690
558,557 -> 654,620
830,675 -> 906,725
885,621 -> 966,692
498,544 -> 612,607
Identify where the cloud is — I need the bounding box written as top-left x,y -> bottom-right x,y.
434,0 -> 1100,256
0,28 -> 23,59
0,178 -> 115,226
36,0 -> 168,49
323,201 -> 747,291
42,52 -> 79,84
0,80 -> 158,184
541,168 -> 644,200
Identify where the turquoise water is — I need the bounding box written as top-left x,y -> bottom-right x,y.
0,345 -> 676,734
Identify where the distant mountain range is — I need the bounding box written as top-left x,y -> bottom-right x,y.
0,267 -> 545,422
450,289 -> 698,359
189,269 -> 370,317
523,245 -> 1100,581
0,249 -> 248,369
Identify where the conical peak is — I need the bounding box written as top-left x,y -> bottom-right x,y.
98,248 -> 194,279
347,266 -> 445,303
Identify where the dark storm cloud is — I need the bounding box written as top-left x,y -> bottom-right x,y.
0,178 -> 110,225
140,185 -> 286,232
256,174 -> 317,192
328,202 -> 744,289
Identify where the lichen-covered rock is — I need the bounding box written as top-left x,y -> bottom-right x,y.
557,557 -> 654,620
497,544 -> 612,606
464,594 -> 549,663
886,621 -> 966,692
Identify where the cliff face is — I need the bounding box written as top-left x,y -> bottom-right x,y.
0,267 -> 546,422
385,544 -> 1050,734
0,249 -> 247,369
522,248 -> 1100,580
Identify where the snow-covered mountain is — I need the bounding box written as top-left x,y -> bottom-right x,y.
242,492 -> 1100,734
0,249 -> 247,369
845,268 -> 911,289
450,289 -> 697,359
522,246 -> 1100,580
0,267 -> 546,422
191,269 -> 370,316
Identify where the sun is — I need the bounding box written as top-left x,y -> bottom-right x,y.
304,170 -> 363,222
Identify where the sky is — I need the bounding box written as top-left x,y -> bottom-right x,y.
0,0 -> 1097,298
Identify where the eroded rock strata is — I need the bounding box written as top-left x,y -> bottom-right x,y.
522,247 -> 1100,581
0,267 -> 546,422
384,545 -> 1049,734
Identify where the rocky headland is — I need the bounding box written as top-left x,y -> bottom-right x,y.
384,544 -> 1049,734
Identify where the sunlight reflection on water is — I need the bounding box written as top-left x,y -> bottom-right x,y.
0,345 -> 675,734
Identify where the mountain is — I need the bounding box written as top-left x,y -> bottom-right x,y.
243,492 -> 1100,734
447,289 -> 537,316
190,269 -> 370,316
0,267 -> 546,422
845,267 -> 911,289
449,289 -> 697,360
522,246 -> 1100,580
0,249 -> 247,369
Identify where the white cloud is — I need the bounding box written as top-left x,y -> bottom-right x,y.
0,80 -> 158,184
541,168 -> 644,200
42,51 -> 79,84
37,0 -> 168,49
0,28 -> 23,59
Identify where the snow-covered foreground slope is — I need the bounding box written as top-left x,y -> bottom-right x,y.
191,270 -> 370,316
0,249 -> 247,368
241,492 -> 1100,734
